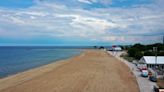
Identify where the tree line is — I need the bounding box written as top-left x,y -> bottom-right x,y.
127,43 -> 164,60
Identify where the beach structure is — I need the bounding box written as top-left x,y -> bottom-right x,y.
112,46 -> 122,51
139,56 -> 164,69
108,45 -> 122,51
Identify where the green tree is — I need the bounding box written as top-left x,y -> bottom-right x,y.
128,48 -> 143,59
132,43 -> 146,51
128,48 -> 138,57
135,51 -> 143,59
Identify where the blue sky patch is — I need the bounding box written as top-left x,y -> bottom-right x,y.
0,0 -> 34,8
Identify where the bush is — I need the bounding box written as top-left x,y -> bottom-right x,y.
144,51 -> 155,56
135,51 -> 143,59
128,48 -> 143,59
128,48 -> 137,57
144,51 -> 164,56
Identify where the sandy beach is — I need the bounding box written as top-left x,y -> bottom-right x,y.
0,50 -> 139,92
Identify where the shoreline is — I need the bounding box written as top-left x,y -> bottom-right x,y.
0,49 -> 84,79
0,50 -> 139,92
0,50 -> 84,91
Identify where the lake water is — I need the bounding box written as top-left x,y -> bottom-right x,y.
0,46 -> 82,78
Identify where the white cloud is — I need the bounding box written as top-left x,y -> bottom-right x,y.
78,0 -> 112,5
0,0 -> 163,44
78,0 -> 92,4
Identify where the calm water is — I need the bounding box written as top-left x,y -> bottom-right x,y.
0,46 -> 82,78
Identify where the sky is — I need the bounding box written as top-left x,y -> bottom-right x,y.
0,0 -> 164,46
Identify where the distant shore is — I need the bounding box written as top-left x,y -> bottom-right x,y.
0,50 -> 139,92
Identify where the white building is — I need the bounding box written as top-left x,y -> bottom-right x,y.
112,47 -> 122,51
139,56 -> 164,69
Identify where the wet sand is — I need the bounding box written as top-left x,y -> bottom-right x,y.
0,50 -> 139,92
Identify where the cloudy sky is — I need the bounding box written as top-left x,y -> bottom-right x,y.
0,0 -> 163,46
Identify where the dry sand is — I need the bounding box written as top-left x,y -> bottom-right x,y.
0,50 -> 139,92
